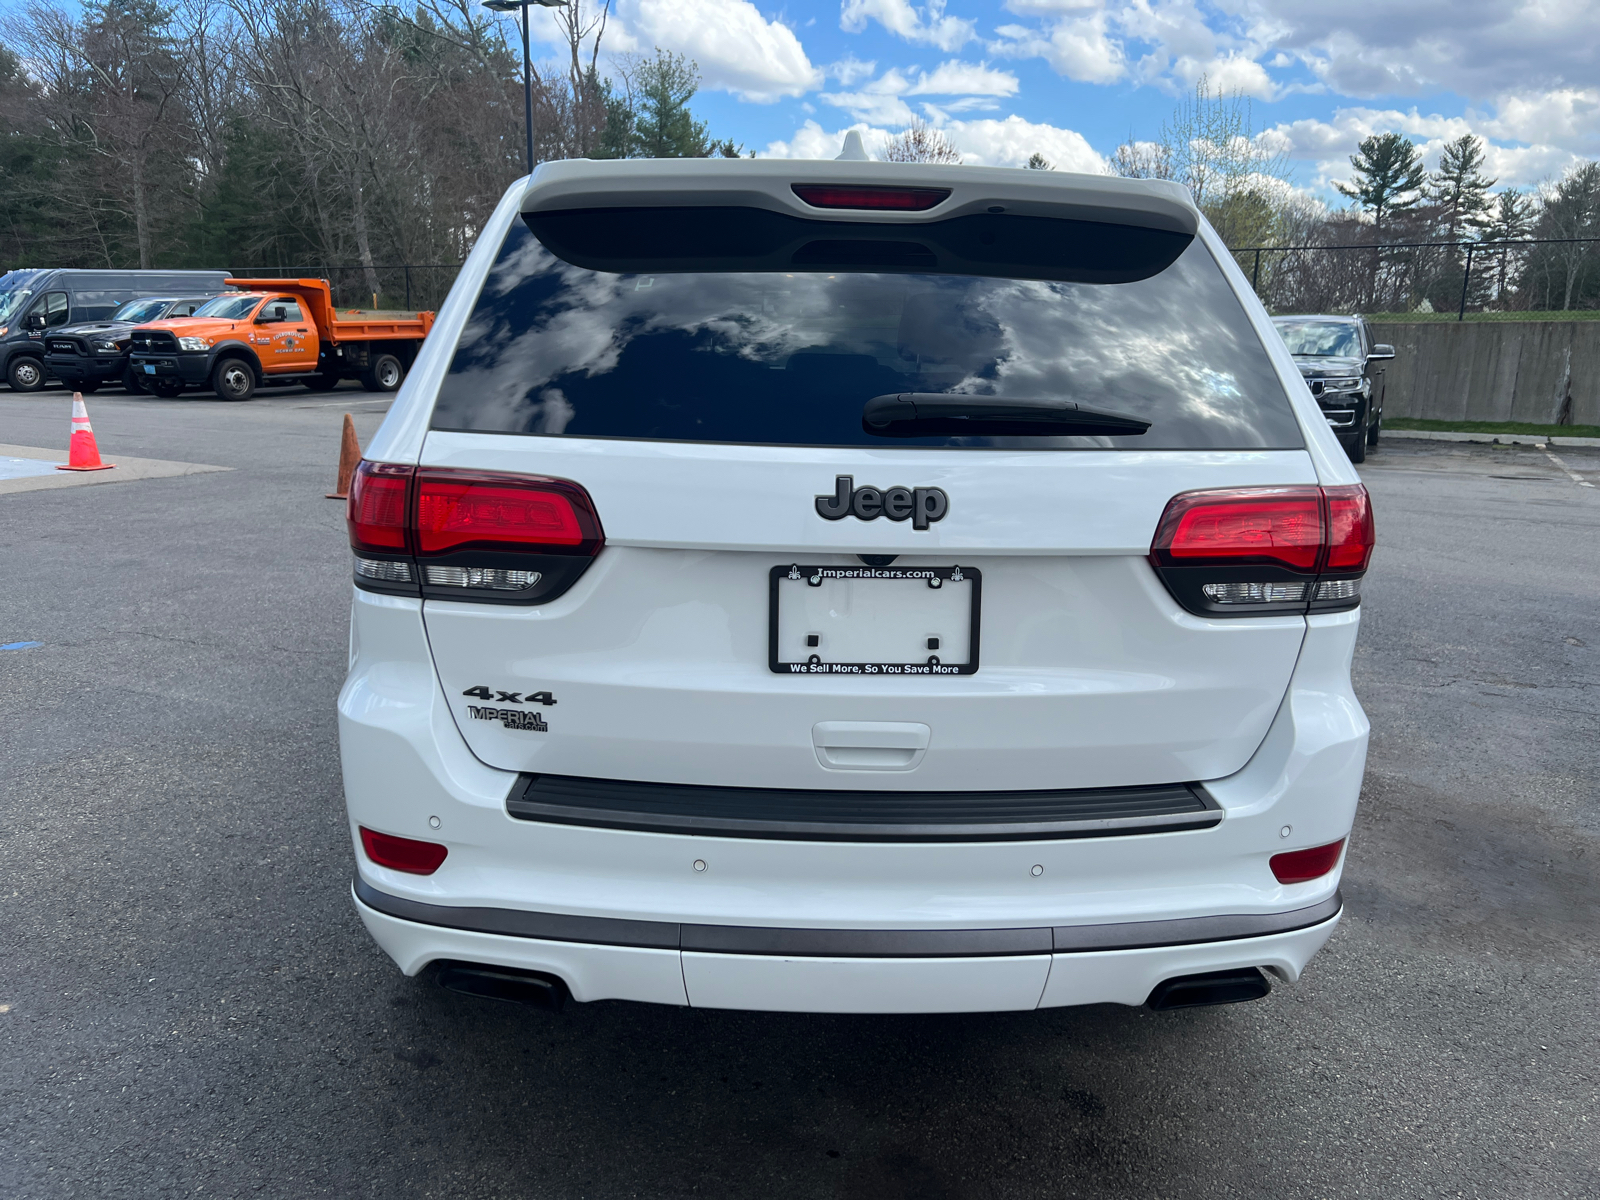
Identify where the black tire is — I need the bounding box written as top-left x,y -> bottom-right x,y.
1367,417 -> 1381,448
78,381 -> 100,394
360,353 -> 404,393
1341,432 -> 1367,464
122,367 -> 147,394
212,357 -> 256,402
303,373 -> 341,392
150,378 -> 184,398
7,356 -> 45,392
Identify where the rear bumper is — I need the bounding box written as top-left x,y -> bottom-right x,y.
354,883 -> 1341,1011
339,590 -> 1367,1012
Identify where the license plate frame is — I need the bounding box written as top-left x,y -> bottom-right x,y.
768,563 -> 982,676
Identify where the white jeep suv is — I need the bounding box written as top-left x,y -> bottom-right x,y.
338,158 -> 1371,1014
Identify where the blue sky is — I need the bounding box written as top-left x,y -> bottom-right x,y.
508,0 -> 1600,202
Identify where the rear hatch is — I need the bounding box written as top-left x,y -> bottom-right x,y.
400,170 -> 1320,792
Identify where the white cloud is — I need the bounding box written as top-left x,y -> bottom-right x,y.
572,0 -> 821,102
761,116 -> 1108,175
989,15 -> 1126,84
943,115 -> 1108,172
907,61 -> 1020,97
1240,0 -> 1600,101
821,68 -> 919,125
762,120 -> 896,161
840,0 -> 976,52
827,56 -> 879,86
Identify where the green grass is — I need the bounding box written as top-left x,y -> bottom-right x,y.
1386,418 -> 1600,438
1362,310 -> 1600,323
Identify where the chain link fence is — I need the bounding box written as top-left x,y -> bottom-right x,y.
1228,237 -> 1600,320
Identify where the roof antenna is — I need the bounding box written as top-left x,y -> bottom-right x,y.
835,130 -> 871,161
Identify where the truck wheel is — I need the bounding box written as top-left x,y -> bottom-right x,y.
150,379 -> 184,398
303,373 -> 341,392
7,356 -> 45,392
1340,432 -> 1367,464
212,357 -> 256,402
123,367 -> 147,394
360,353 -> 404,393
1367,417 -> 1381,448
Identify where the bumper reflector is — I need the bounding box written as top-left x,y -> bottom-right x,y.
354,556 -> 414,583
1270,838 -> 1346,885
359,827 -> 448,875
423,565 -> 542,590
1201,582 -> 1308,604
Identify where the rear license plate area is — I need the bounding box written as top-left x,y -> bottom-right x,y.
769,564 -> 982,676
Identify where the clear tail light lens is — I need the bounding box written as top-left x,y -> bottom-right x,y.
1150,484 -> 1374,616
345,462 -> 604,604
1270,838 -> 1346,885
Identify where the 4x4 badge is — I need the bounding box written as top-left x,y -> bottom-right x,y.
815,475 -> 948,529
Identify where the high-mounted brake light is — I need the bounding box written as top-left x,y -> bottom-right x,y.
1270,838 -> 1345,885
345,462 -> 605,604
1149,484 -> 1374,616
360,826 -> 448,875
791,184 -> 951,211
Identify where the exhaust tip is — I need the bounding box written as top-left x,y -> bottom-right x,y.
436,960 -> 569,1011
1146,967 -> 1271,1011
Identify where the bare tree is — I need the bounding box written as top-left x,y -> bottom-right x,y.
882,119 -> 961,165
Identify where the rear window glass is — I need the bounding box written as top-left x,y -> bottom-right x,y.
431,209 -> 1303,451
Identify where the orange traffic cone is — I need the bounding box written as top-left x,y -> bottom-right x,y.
56,393 -> 115,471
326,413 -> 360,498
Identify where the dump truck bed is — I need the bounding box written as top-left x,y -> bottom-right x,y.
224,278 -> 435,343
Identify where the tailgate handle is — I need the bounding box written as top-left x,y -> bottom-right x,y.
812,722 -> 930,772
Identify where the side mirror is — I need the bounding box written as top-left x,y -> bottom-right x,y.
25,312 -> 46,330
1369,344 -> 1395,360
255,311 -> 282,325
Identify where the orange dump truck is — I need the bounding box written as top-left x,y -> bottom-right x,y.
126,277 -> 436,400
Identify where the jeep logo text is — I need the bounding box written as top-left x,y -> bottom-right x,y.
815,475 -> 949,530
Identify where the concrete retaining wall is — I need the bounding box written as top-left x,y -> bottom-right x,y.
1367,320 -> 1600,426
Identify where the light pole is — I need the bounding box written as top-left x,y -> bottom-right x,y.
483,0 -> 568,176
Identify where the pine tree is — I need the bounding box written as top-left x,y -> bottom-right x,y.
1335,133 -> 1426,236
631,51 -> 711,159
1478,188 -> 1535,305
1427,134 -> 1496,241
1026,152 -> 1051,170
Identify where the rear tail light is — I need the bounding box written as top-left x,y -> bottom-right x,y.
359,826 -> 448,875
1270,838 -> 1345,885
791,184 -> 951,211
1150,484 -> 1373,616
346,462 -> 604,604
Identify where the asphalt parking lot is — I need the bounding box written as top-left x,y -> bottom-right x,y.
2,389 -> 1597,1199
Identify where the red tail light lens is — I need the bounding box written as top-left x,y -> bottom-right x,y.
1151,487 -> 1324,572
414,471 -> 603,555
360,826 -> 448,875
791,184 -> 951,211
347,461 -> 412,551
1149,484 -> 1374,616
1323,485 -> 1375,572
1270,838 -> 1345,884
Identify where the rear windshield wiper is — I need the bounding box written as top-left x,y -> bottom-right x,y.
863,393 -> 1151,437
